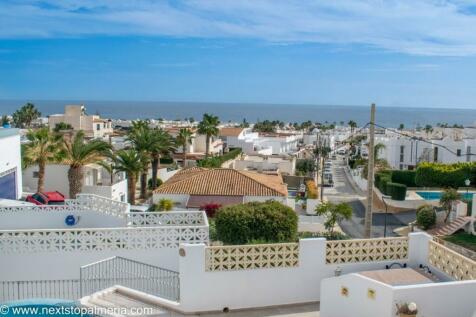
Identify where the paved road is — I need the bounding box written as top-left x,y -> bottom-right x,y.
324,157 -> 416,238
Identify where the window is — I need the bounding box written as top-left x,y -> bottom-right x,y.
96,124 -> 100,131
32,193 -> 45,204
467,146 -> 472,162
399,145 -> 405,163
434,147 -> 439,162
32,171 -> 39,178
457,149 -> 462,157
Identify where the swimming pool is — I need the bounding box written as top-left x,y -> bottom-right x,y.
416,191 -> 474,201
0,299 -> 92,317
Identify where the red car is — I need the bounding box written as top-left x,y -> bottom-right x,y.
26,191 -> 65,205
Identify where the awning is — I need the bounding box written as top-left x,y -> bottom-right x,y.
186,195 -> 244,208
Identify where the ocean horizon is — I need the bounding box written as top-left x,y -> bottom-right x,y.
1,99 -> 475,128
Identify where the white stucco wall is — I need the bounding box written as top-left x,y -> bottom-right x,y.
0,130 -> 22,199
178,237 -> 415,313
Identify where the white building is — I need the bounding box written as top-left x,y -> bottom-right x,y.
218,127 -> 304,156
376,128 -> 476,170
23,163 -> 128,202
233,154 -> 296,175
0,128 -> 22,199
48,105 -> 113,139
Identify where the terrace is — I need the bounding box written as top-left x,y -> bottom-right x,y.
0,197 -> 475,316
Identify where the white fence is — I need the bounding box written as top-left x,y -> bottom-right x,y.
127,211 -> 207,227
0,194 -> 129,218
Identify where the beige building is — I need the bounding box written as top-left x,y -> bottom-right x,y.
48,105 -> 113,139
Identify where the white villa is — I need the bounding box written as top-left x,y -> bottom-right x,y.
48,105 -> 113,139
22,162 -> 128,202
376,127 -> 476,170
219,127 -> 303,155
0,128 -> 22,200
233,154 -> 296,175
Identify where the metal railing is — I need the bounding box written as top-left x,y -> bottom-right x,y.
80,256 -> 180,301
0,279 -> 80,302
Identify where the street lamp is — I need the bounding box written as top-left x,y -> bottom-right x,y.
465,179 -> 471,201
381,195 -> 392,238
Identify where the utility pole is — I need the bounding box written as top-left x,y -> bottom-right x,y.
364,103 -> 376,238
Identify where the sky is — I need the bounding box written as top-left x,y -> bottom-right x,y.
1,0 -> 476,108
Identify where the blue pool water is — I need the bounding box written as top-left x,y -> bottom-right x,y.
1,299 -> 92,317
417,191 -> 474,201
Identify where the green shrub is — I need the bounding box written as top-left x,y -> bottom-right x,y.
298,231 -> 349,240
391,170 -> 417,187
159,157 -> 174,164
415,162 -> 476,188
386,182 -> 407,200
198,148 -> 242,168
151,198 -> 174,211
375,171 -> 392,195
214,201 -> 298,245
148,178 -> 163,189
416,205 -> 436,229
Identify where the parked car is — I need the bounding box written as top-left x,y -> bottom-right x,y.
26,191 -> 65,205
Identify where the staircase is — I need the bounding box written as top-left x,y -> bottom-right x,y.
429,216 -> 471,236
81,287 -> 174,317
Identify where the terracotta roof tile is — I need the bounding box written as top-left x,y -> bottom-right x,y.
155,168 -> 287,197
219,127 -> 244,137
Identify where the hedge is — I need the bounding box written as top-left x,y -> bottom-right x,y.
198,148 -> 242,168
375,171 -> 392,194
386,182 -> 407,201
391,170 -> 417,187
415,162 -> 476,188
214,201 -> 298,245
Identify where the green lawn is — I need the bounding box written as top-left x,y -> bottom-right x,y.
444,232 -> 476,252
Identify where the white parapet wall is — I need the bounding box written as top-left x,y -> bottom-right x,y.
0,197 -> 209,280
173,232 -> 476,314
177,236 -> 413,313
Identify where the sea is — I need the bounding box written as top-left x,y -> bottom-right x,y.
0,100 -> 475,128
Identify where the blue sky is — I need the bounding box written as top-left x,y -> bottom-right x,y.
1,0 -> 476,108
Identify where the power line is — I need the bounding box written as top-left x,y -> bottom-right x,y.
371,123 -> 476,158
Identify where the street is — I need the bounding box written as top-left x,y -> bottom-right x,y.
324,157 -> 416,238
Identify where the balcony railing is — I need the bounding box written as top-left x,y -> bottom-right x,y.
127,211 -> 207,227
80,256 -> 180,301
0,194 -> 129,218
0,279 -> 80,302
0,226 -> 209,254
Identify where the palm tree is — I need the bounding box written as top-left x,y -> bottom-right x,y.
61,131 -> 111,198
149,128 -> 175,190
12,103 -> 41,128
176,128 -> 194,168
127,120 -> 152,199
424,124 -> 433,137
112,149 -> 144,205
348,120 -> 357,133
197,113 -> 220,157
22,128 -> 61,192
440,188 -> 461,223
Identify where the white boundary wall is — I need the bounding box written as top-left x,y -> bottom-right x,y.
178,237 -> 414,312
176,233 -> 475,314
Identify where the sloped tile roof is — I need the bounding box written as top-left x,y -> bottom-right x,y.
154,168 -> 287,197
219,127 -> 244,137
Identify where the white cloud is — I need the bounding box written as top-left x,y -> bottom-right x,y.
2,0 -> 476,56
